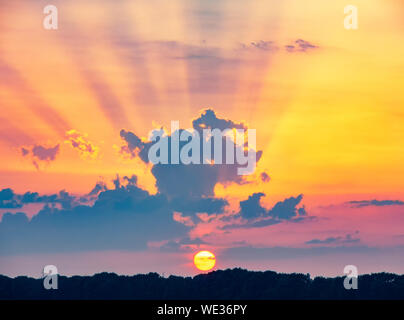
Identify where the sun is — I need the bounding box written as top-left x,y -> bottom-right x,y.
194,250 -> 216,271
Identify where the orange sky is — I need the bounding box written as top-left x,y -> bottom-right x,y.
0,0 -> 403,207
1,0 -> 403,201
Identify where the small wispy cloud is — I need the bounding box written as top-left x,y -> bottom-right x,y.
347,199 -> 404,208
240,39 -> 318,53
21,144 -> 60,170
65,129 -> 99,159
305,232 -> 360,245
241,40 -> 278,51
285,39 -> 318,52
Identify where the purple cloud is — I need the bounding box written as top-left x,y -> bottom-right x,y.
285,39 -> 318,52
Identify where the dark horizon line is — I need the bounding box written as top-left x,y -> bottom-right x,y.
2,267 -> 403,280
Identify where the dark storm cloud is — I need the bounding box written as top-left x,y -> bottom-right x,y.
121,111 -> 308,232
239,193 -> 306,221
0,177 -> 189,255
0,110 -> 312,256
0,189 -> 21,209
170,196 -> 228,216
270,195 -> 306,220
0,188 -> 80,210
347,199 -> 404,208
239,193 -> 266,219
0,189 -> 15,202
119,109 -> 262,200
119,128 -> 224,198
119,130 -> 144,158
222,193 -> 308,230
88,181 -> 108,197
192,109 -> 246,131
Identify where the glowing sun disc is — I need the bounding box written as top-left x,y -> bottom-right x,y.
194,250 -> 216,271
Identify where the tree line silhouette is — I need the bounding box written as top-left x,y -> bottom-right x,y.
1,268 -> 403,299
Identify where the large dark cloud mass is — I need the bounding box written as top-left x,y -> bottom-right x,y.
120,109 -> 262,198
0,189 -> 21,209
0,188 -> 78,210
0,177 -> 189,255
0,109 -> 309,255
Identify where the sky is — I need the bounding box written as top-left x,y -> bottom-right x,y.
0,0 -> 403,278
